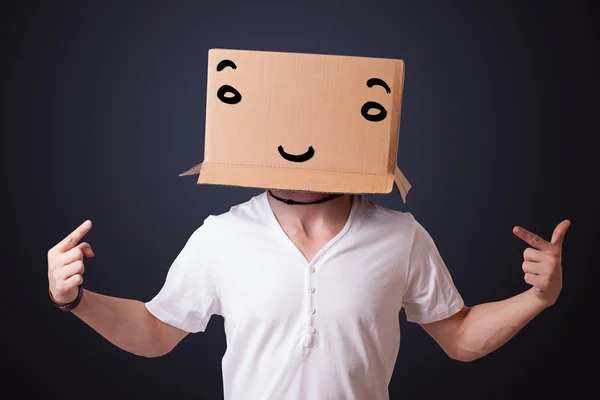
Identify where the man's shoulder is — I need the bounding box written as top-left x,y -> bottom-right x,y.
197,192 -> 268,236
361,197 -> 416,230
351,197 -> 417,249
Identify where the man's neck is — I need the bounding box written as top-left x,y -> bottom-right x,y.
267,190 -> 353,238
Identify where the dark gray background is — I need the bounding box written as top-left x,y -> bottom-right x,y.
2,0 -> 595,399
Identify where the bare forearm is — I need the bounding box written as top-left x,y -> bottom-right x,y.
71,289 -> 162,357
455,288 -> 547,361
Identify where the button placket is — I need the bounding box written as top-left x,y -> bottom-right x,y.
305,262 -> 317,348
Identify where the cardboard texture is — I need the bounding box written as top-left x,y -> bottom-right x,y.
180,48 -> 412,203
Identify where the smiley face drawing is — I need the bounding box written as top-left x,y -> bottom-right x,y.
212,53 -> 399,166
184,48 -> 407,196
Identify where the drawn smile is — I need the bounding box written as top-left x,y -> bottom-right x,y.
277,145 -> 315,163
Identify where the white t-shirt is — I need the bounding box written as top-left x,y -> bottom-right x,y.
145,191 -> 464,400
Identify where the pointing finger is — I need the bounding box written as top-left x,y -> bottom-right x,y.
55,220 -> 92,253
513,226 -> 554,253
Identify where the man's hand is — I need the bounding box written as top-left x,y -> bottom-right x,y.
48,220 -> 95,304
513,220 -> 571,308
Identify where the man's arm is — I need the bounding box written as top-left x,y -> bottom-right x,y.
420,220 -> 570,362
71,290 -> 188,358
421,289 -> 545,361
48,220 -> 188,358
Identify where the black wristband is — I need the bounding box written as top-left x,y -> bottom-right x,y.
50,285 -> 84,312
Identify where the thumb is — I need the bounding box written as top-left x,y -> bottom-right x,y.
550,219 -> 571,250
75,242 -> 95,258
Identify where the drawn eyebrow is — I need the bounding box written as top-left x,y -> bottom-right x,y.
366,78 -> 391,94
216,59 -> 237,71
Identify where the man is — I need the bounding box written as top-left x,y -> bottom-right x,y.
47,188 -> 570,399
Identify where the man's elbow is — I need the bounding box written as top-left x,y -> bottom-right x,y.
142,349 -> 169,358
139,338 -> 178,358
444,338 -> 487,362
126,343 -> 170,358
140,310 -> 188,358
445,324 -> 488,361
446,348 -> 482,362
137,325 -> 178,358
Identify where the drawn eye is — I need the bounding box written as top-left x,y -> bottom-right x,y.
361,101 -> 387,122
217,84 -> 242,105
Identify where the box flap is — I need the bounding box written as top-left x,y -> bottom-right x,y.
179,162 -> 203,177
179,161 -> 411,202
394,166 -> 411,203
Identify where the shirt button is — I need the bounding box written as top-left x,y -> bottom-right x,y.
308,327 -> 315,334
309,286 -> 315,293
309,266 -> 315,273
305,334 -> 315,348
309,307 -> 316,314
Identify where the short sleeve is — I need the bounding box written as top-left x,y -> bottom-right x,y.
402,219 -> 464,324
145,221 -> 221,333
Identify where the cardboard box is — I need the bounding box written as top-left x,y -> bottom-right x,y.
180,48 -> 411,203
